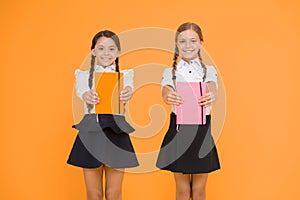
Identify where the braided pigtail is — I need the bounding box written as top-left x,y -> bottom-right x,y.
171,46 -> 179,90
87,54 -> 96,113
115,57 -> 120,72
172,46 -> 179,81
198,50 -> 207,82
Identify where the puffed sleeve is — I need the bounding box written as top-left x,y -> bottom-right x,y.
75,69 -> 90,100
161,68 -> 174,89
205,66 -> 218,88
123,69 -> 134,90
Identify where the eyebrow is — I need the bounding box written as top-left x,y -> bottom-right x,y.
178,37 -> 197,40
96,44 -> 117,47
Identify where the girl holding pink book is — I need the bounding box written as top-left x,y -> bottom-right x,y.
156,22 -> 220,200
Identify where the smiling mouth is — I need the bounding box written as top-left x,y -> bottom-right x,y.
101,57 -> 112,61
183,50 -> 194,53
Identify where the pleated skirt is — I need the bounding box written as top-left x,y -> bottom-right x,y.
156,113 -> 220,174
67,114 -> 139,169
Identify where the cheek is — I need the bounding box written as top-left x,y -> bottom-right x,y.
112,51 -> 119,59
93,50 -> 102,57
95,53 -> 104,61
112,52 -> 118,57
177,48 -> 185,55
176,44 -> 184,52
95,57 -> 101,64
115,50 -> 120,56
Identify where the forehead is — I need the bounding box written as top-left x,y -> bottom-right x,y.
95,37 -> 117,46
177,29 -> 200,40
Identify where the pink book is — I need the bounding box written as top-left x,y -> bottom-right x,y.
176,82 -> 206,125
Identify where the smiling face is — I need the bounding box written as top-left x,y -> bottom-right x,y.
92,37 -> 119,67
176,29 -> 202,63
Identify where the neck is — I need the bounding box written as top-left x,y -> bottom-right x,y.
182,57 -> 197,64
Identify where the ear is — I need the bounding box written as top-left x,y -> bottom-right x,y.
91,49 -> 96,56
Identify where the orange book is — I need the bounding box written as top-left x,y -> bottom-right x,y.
94,72 -> 124,114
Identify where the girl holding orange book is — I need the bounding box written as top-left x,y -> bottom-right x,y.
67,30 -> 138,200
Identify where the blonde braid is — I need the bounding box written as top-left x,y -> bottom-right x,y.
172,46 -> 179,80
198,50 -> 207,82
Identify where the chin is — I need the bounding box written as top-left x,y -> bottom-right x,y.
99,61 -> 113,66
183,55 -> 197,61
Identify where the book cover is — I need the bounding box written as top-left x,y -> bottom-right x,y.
94,72 -> 124,114
176,82 -> 206,125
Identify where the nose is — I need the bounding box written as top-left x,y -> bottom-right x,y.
185,41 -> 191,48
104,48 -> 109,55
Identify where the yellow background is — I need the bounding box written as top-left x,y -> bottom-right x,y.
1,0 -> 300,199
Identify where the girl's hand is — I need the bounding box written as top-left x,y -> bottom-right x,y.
82,90 -> 100,105
198,92 -> 216,107
120,86 -> 133,102
164,90 -> 184,105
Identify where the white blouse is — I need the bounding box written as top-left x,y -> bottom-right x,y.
161,58 -> 218,115
75,64 -> 134,114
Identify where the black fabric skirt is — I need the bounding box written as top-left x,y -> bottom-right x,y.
67,114 -> 139,169
156,113 -> 220,174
